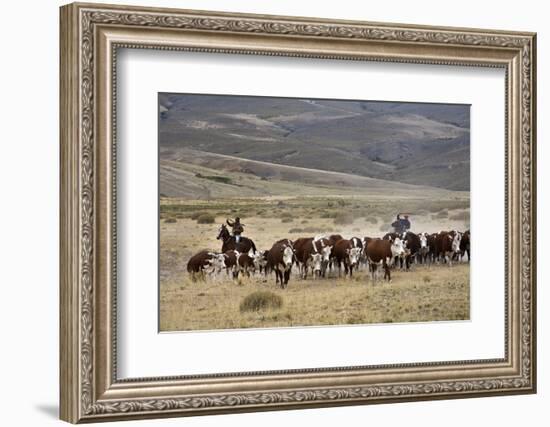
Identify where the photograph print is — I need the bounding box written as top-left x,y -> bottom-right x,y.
159,93 -> 471,332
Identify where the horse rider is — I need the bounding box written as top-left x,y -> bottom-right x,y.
391,213 -> 411,234
226,217 -> 244,243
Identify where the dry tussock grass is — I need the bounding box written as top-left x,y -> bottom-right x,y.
160,263 -> 469,332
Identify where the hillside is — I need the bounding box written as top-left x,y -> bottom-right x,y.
159,94 -> 470,191
160,148 -> 468,200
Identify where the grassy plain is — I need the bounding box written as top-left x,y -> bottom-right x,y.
159,195 -> 470,332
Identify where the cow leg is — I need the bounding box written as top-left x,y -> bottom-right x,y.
384,262 -> 391,282
284,269 -> 291,287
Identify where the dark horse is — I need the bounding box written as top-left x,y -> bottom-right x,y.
216,224 -> 257,253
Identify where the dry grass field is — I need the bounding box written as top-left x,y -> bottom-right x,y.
159,195 -> 470,332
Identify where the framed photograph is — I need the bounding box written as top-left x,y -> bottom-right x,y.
60,2 -> 537,423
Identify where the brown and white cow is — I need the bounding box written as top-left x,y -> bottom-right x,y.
332,239 -> 363,277
417,232 -> 431,265
434,231 -> 462,266
383,233 -> 410,268
365,238 -> 406,282
293,237 -> 323,279
249,249 -> 269,274
237,250 -> 257,277
266,240 -> 295,289
313,236 -> 333,277
186,250 -> 227,280
401,231 -> 420,269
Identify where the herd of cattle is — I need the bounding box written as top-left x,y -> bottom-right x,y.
186,223 -> 471,288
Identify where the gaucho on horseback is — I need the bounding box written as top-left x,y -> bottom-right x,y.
216,218 -> 257,254
226,217 -> 244,243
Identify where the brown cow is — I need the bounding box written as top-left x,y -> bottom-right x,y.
187,250 -> 226,280
328,234 -> 344,246
460,230 -> 470,261
327,234 -> 344,273
237,251 -> 256,277
293,237 -> 321,279
365,239 -> 393,282
401,231 -> 420,270
434,231 -> 461,266
333,239 -> 363,277
266,240 -> 295,288
223,250 -> 240,279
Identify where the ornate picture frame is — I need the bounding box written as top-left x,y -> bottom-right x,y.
60,2 -> 536,423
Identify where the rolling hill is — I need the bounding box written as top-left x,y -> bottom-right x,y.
159,94 -> 470,191
160,148 -> 468,200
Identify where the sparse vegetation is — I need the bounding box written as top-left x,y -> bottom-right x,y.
433,209 -> 449,219
190,211 -> 206,220
365,216 -> 378,224
160,263 -> 469,331
450,211 -> 469,221
196,213 -> 215,224
333,213 -> 354,225
164,217 -> 177,223
379,222 -> 391,232
195,173 -> 233,185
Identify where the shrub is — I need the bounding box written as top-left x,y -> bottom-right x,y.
164,217 -> 177,223
196,213 -> 215,224
320,211 -> 337,219
281,218 -> 293,223
423,275 -> 432,284
333,213 -> 354,225
239,291 -> 283,312
288,228 -> 303,233
303,226 -> 324,233
190,211 -> 206,220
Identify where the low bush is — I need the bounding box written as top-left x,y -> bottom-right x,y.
164,217 -> 177,224
239,291 -> 283,312
190,211 -> 206,220
196,213 -> 215,224
333,213 -> 354,225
